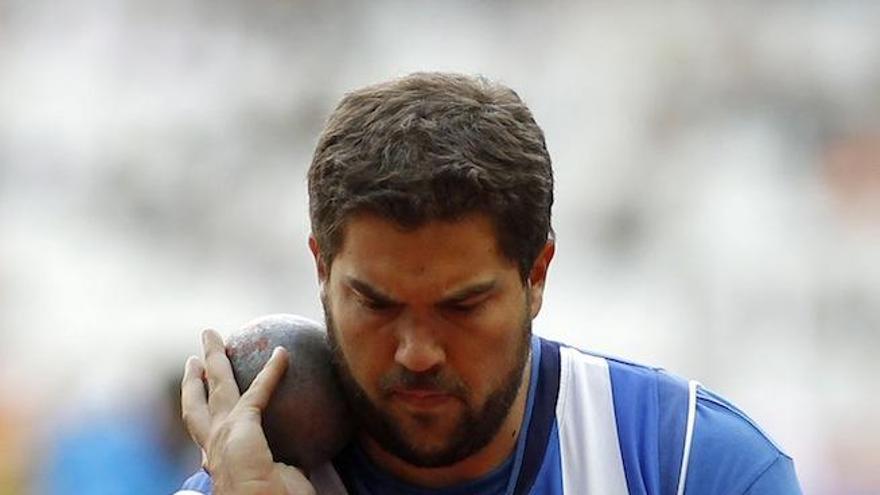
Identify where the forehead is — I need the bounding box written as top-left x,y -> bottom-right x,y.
330,213 -> 516,291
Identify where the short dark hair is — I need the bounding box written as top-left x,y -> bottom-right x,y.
308,72 -> 553,280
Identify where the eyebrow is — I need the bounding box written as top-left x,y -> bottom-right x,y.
344,277 -> 498,306
347,277 -> 400,306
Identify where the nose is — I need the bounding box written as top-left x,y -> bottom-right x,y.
393,312 -> 445,373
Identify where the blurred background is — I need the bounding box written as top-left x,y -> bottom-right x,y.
1,0 -> 879,493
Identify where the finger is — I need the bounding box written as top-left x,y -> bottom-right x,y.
239,346 -> 289,411
276,464 -> 316,494
201,328 -> 241,417
180,355 -> 211,447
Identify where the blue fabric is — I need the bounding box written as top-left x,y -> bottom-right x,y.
743,456 -> 801,494
604,358 -> 694,495
527,421 -> 564,495
338,444 -> 512,495
180,468 -> 213,492
511,338 -> 561,495
685,388 -> 802,494
655,373 -> 689,495
503,336 -> 543,495
556,344 -> 800,495
607,360 -> 664,495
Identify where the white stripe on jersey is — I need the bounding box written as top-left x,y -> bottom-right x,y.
676,379 -> 699,495
556,347 -> 629,495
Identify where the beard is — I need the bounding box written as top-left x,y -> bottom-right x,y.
323,296 -> 532,468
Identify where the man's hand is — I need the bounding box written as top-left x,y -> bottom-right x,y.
181,329 -> 316,495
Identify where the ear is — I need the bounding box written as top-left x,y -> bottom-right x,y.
527,240 -> 555,319
308,235 -> 328,283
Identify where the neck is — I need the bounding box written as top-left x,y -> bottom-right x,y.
360,352 -> 532,488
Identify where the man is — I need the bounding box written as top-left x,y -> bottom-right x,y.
177,72 -> 802,494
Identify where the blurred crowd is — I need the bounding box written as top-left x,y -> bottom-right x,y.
1,1 -> 878,493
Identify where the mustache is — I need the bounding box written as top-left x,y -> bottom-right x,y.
378,367 -> 468,398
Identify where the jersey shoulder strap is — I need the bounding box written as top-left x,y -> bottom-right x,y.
568,347 -> 695,495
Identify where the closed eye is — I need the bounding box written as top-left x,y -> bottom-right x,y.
440,295 -> 489,314
444,302 -> 480,313
358,295 -> 398,311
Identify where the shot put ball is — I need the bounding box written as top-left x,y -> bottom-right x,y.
225,313 -> 353,470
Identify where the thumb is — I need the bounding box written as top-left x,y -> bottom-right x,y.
274,463 -> 316,495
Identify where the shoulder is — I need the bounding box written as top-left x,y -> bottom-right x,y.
547,338 -> 684,420
544,338 -> 692,493
686,387 -> 802,494
540,337 -> 801,494
546,337 -> 668,383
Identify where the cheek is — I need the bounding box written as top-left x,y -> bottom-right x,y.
328,297 -> 394,387
466,297 -> 528,349
453,310 -> 525,390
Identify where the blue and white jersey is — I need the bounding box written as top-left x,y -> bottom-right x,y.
178,336 -> 802,494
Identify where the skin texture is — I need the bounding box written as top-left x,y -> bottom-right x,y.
310,213 -> 554,487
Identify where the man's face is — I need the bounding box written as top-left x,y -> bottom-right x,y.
312,213 -> 552,468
